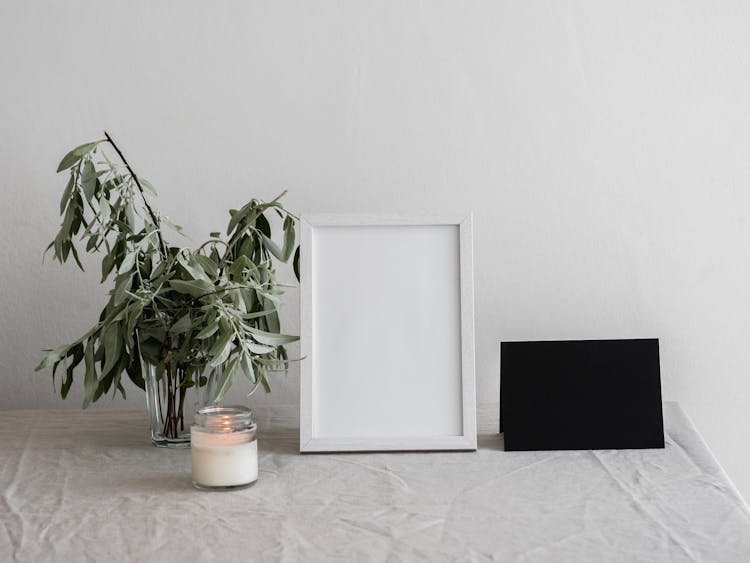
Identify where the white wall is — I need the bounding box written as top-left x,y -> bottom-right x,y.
2,1 -> 749,500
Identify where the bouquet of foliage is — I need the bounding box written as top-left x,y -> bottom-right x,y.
36,132 -> 299,437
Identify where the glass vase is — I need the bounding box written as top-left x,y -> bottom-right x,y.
143,360 -> 220,448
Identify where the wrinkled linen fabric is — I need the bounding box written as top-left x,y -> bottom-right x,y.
0,402 -> 748,562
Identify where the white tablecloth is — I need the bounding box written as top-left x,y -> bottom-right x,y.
1,402 -> 748,562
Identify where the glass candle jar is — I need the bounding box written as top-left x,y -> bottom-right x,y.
191,405 -> 258,491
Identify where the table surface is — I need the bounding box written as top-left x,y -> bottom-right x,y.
1,402 -> 748,562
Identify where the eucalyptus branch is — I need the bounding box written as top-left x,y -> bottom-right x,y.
103,131 -> 169,259
224,189 -> 288,252
38,133 -> 300,439
194,284 -> 262,301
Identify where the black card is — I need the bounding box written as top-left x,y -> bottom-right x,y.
500,339 -> 664,451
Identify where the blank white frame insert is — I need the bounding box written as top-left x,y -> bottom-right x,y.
300,214 -> 476,452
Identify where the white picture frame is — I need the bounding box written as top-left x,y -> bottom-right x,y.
300,214 -> 476,452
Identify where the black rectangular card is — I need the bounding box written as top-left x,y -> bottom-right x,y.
500,339 -> 664,451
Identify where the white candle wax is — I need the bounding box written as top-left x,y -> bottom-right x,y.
191,430 -> 258,488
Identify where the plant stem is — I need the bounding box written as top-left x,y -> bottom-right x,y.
103,131 -> 169,259
163,363 -> 174,437
157,362 -> 189,439
270,189 -> 288,204
177,367 -> 187,432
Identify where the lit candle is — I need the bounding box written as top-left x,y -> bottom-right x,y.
191,406 -> 258,490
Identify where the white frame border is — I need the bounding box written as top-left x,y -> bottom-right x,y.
300,214 -> 477,452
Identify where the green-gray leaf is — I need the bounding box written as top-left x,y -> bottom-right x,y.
281,215 -> 295,260
193,254 -> 218,278
169,313 -> 192,334
35,344 -> 71,371
214,356 -> 239,401
169,279 -> 214,298
208,329 -> 233,363
209,338 -> 234,368
195,322 -> 219,339
57,141 -> 100,172
60,173 -> 75,214
240,353 -> 256,383
247,327 -> 299,346
260,234 -> 284,261
81,160 -> 97,201
246,341 -> 276,354
177,253 -> 210,282
101,323 -> 121,376
140,178 -> 158,196
82,339 -> 97,408
118,252 -> 136,274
